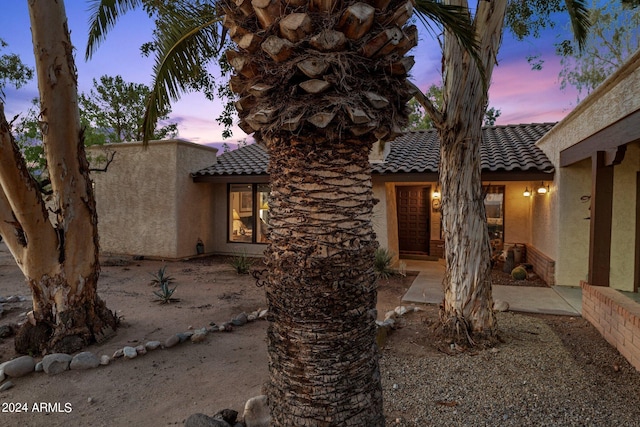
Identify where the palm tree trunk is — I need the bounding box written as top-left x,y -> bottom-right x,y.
264,135 -> 383,426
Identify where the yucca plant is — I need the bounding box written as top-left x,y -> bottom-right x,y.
374,248 -> 395,280
228,251 -> 253,274
150,266 -> 178,303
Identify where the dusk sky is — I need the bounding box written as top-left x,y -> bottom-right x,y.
1,2 -> 580,146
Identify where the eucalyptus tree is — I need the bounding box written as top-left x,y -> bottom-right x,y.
0,0 -> 117,355
86,0 -> 478,424
411,0 -> 589,342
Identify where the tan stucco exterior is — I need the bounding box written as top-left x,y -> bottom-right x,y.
536,49 -> 640,288
372,180 -> 535,261
88,139 -> 218,260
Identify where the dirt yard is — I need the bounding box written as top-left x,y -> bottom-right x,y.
0,243 -> 638,426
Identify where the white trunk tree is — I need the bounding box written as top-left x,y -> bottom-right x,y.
0,0 -> 116,355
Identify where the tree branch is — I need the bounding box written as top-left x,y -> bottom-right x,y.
0,102 -> 59,276
407,81 -> 444,129
89,150 -> 116,172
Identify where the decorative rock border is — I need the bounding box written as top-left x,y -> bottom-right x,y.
0,307 -> 270,392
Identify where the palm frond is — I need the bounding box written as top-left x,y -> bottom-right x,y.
413,0 -> 485,89
85,0 -> 143,60
142,3 -> 223,142
564,0 -> 591,51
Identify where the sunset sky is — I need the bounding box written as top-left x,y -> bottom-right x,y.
1,2 -> 580,146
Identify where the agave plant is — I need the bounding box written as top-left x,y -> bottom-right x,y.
150,265 -> 178,303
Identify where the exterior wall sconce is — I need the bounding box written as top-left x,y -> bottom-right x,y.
523,187 -> 531,197
537,182 -> 549,194
433,186 -> 441,199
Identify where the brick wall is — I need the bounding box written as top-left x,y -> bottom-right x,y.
525,245 -> 555,285
429,240 -> 445,259
582,282 -> 640,371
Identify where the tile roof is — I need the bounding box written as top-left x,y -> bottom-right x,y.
192,123 -> 556,178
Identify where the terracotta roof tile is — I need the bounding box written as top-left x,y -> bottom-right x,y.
192,123 -> 556,177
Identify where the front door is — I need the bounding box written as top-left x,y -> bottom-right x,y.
396,186 -> 430,254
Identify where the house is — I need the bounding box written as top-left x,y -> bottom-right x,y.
88,48 -> 640,371
534,49 -> 640,370
89,123 -> 557,283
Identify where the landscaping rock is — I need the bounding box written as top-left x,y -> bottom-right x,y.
0,381 -> 14,392
216,409 -> 238,425
145,341 -> 161,351
191,328 -> 207,343
135,345 -> 147,355
164,334 -> 180,348
232,312 -> 248,326
178,332 -> 193,342
184,413 -> 231,427
123,346 -> 137,359
243,395 -> 270,427
100,355 -> 110,366
35,361 -> 43,372
70,352 -> 100,370
4,355 -> 35,377
42,353 -> 72,375
394,306 -> 408,316
112,348 -> 124,359
258,309 -> 268,319
494,299 -> 510,312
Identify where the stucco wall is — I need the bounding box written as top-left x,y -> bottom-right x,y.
374,180 -> 533,259
610,143 -> 640,291
88,140 -> 218,259
535,50 -> 640,288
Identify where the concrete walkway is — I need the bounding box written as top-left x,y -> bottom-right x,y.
400,260 -> 582,316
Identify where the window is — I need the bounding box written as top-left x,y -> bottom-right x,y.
484,185 -> 505,250
229,183 -> 270,244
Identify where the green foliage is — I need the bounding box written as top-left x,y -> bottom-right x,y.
506,0 -> 590,49
556,0 -> 640,99
229,251 -> 253,275
150,265 -> 178,303
406,83 -> 501,130
511,266 -> 527,281
79,75 -> 178,142
483,107 -> 501,126
86,0 -> 230,141
0,38 -> 33,99
374,248 -> 395,280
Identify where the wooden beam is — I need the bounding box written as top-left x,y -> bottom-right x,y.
588,151 -> 614,286
560,109 -> 640,167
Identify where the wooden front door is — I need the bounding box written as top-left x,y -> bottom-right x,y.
396,186 -> 430,254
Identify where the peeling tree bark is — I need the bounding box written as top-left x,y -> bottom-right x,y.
0,0 -> 117,355
436,0 -> 507,340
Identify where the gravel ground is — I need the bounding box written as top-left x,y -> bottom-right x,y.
380,309 -> 640,426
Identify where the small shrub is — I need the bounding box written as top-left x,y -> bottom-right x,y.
511,266 -> 527,281
150,265 -> 178,303
229,251 -> 253,274
374,248 -> 395,279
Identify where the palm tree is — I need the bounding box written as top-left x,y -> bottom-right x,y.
87,0 -> 479,424
412,0 -> 589,341
0,0 -> 117,355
